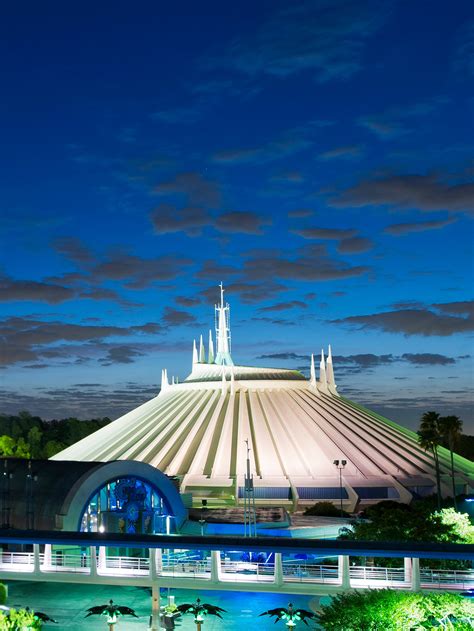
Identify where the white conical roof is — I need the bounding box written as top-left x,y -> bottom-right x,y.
52,287 -> 474,508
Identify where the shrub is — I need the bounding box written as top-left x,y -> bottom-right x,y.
316,589 -> 474,630
303,502 -> 350,517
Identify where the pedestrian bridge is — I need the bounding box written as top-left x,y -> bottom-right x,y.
0,547 -> 472,596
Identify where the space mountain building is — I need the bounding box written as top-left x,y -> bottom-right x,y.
52,285 -> 473,511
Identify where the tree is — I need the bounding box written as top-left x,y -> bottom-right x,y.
417,411 -> 443,508
316,590 -> 474,630
85,599 -> 138,631
0,436 -> 16,457
439,415 -> 463,510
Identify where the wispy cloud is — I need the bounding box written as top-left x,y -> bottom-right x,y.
385,216 -> 457,235
331,172 -> 474,213
332,302 -> 474,336
204,0 -> 392,82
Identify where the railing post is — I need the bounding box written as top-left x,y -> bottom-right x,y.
98,546 -> 106,571
33,544 -> 40,574
404,557 -> 412,584
43,544 -> 52,569
156,548 -> 163,574
211,550 -> 221,582
274,553 -> 284,586
411,557 -> 421,591
338,555 -> 351,589
90,546 -> 97,577
149,548 -> 157,579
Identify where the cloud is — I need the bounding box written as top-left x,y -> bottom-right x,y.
257,352 -> 308,361
318,145 -> 362,160
93,253 -> 193,289
200,281 -> 287,305
215,211 -> 270,234
175,296 -> 201,307
151,204 -> 210,236
432,300 -> 474,318
385,217 -> 457,235
332,173 -> 474,213
292,227 -> 357,239
401,353 -> 455,366
337,236 -> 374,253
52,237 -> 94,264
213,136 -> 310,165
334,354 -> 394,369
0,275 -> 75,304
358,98 -> 450,139
259,301 -> 308,312
332,305 -> 474,336
204,0 -> 391,82
196,260 -> 240,279
288,209 -> 313,218
162,307 -> 197,326
100,346 -> 145,365
243,252 -> 369,282
453,21 -> 474,77
154,171 -> 221,207
272,171 -> 304,183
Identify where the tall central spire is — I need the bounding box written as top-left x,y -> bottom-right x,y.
214,282 -> 234,366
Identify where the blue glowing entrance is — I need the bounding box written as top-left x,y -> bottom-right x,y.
80,476 -> 173,534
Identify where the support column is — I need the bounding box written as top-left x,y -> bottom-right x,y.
411,557 -> 421,591
211,550 -> 221,582
43,544 -> 52,569
150,584 -> 160,631
33,544 -> 40,574
338,555 -> 351,589
97,546 -> 106,571
274,552 -> 284,586
404,557 -> 412,584
90,546 -> 97,577
149,548 -> 157,580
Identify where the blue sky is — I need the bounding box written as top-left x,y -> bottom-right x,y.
0,0 -> 473,431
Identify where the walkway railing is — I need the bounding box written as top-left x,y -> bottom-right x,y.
1,550 -> 472,590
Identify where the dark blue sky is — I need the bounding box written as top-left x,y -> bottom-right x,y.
1,0 -> 473,430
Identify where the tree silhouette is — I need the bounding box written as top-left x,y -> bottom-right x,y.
417,411 -> 442,508
439,415 -> 463,510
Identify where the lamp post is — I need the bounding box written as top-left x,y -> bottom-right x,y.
333,460 -> 347,517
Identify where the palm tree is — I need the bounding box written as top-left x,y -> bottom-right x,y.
417,411 -> 442,508
439,415 -> 463,510
85,600 -> 138,630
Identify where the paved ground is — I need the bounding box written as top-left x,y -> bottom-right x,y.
4,581 -> 326,629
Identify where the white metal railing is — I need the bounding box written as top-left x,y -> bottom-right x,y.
282,563 -> 339,583
420,569 -> 474,589
220,560 -> 274,581
161,557 -> 211,578
0,551 -> 472,589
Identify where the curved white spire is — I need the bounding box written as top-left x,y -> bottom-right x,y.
192,339 -> 199,366
208,330 -> 215,364
319,349 -> 328,392
214,282 -> 234,366
326,344 -> 338,395
199,334 -> 206,363
310,353 -> 317,388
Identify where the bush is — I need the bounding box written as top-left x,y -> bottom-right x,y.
303,502 -> 350,517
0,583 -> 6,605
316,589 -> 474,630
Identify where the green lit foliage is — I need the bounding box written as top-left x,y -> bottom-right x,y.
0,583 -> 6,605
0,413 -> 111,459
0,608 -> 42,629
339,500 -> 473,545
316,590 -> 474,630
304,501 -> 350,517
435,508 -> 474,544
